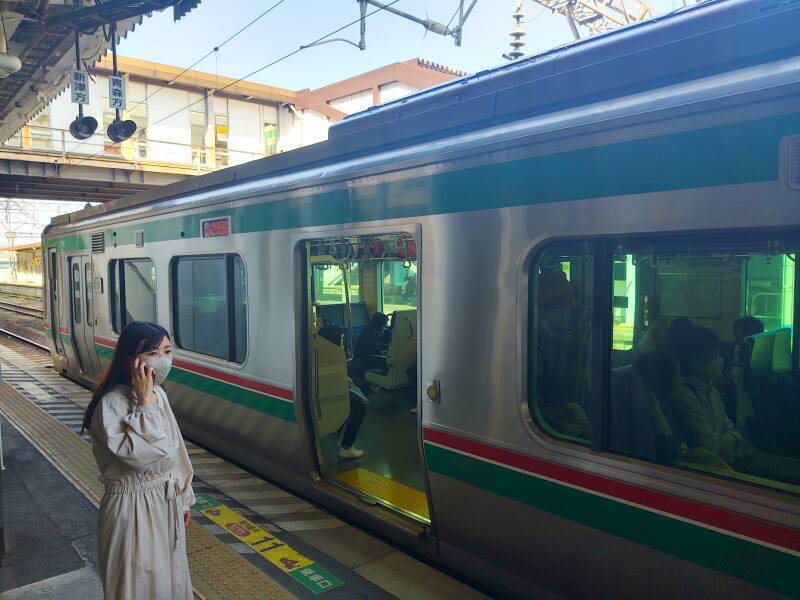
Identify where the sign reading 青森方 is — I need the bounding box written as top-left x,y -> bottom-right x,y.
108,75 -> 126,110
70,70 -> 89,105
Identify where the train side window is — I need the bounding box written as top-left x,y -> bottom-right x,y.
528,242 -> 594,444
110,259 -> 157,333
608,238 -> 800,492
172,254 -> 247,363
380,260 -> 417,313
312,262 -> 360,304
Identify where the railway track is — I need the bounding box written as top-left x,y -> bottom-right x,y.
0,327 -> 50,353
0,298 -> 44,319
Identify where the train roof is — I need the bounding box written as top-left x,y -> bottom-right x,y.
50,0 -> 800,230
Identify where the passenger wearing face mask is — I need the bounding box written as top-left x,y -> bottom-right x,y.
81,321 -> 194,600
673,325 -> 742,464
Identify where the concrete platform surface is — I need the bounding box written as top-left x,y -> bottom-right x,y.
0,418 -> 102,598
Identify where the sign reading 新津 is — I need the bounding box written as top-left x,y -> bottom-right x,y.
70,70 -> 89,105
108,75 -> 126,110
193,493 -> 344,594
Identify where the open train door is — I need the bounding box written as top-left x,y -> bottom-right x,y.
301,232 -> 431,524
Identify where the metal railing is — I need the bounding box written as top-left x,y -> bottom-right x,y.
1,125 -> 272,172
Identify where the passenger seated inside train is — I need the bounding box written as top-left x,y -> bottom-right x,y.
718,316 -> 764,420
364,310 -> 417,392
318,324 -> 369,460
535,263 -> 591,439
350,312 -> 392,387
610,350 -> 684,461
672,325 -> 745,466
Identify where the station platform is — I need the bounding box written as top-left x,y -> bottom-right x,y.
0,335 -> 489,599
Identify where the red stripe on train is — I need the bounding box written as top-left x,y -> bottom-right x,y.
422,426 -> 800,553
95,336 -> 115,349
93,336 -> 292,401
172,358 -> 293,401
58,327 -> 70,335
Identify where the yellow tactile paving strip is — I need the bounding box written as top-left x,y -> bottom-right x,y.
335,468 -> 430,520
0,382 -> 295,600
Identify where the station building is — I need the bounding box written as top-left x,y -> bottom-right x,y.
2,56 -> 464,172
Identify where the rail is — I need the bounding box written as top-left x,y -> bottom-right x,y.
0,299 -> 44,319
0,328 -> 49,353
1,125 -> 273,172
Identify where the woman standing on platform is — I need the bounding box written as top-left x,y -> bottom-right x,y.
81,321 -> 195,600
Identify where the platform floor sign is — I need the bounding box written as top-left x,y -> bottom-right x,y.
194,493 -> 343,594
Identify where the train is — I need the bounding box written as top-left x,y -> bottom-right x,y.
41,0 -> 800,597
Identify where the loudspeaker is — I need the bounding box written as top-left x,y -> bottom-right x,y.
68,115 -> 98,140
107,119 -> 137,143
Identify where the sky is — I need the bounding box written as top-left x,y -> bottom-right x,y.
118,0 -> 686,91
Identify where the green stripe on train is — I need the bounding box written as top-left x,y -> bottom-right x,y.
94,343 -> 295,423
424,443 -> 799,597
167,366 -> 296,423
46,112 -> 800,251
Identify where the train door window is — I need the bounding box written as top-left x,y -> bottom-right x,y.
172,254 -> 247,362
72,263 -> 82,324
84,262 -> 93,325
528,242 -> 594,444
607,237 -> 800,492
304,234 -> 428,521
110,259 -> 157,332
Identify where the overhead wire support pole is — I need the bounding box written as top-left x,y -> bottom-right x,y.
359,0 -> 367,50
456,0 -> 464,46
458,0 -> 479,34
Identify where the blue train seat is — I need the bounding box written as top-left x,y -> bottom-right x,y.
316,302 -> 371,346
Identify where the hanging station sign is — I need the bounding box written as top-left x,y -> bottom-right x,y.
70,70 -> 89,105
108,75 -> 126,110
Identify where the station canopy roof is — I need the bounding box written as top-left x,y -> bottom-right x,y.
0,0 -> 201,144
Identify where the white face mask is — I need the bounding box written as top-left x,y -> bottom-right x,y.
145,355 -> 172,386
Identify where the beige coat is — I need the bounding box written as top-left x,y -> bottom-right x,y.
91,384 -> 195,600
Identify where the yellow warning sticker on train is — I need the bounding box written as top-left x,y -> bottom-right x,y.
193,493 -> 343,594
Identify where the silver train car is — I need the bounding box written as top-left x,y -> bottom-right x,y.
42,1 -> 800,597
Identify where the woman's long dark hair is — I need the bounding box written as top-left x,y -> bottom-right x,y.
81,321 -> 170,434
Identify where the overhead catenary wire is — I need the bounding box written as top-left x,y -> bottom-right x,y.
59,0 -> 403,176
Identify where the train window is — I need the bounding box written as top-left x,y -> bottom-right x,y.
110,259 -> 157,333
608,238 -> 800,491
172,254 -> 247,363
312,262 -> 360,304
528,242 -> 594,444
380,260 -> 417,313
72,263 -> 82,324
